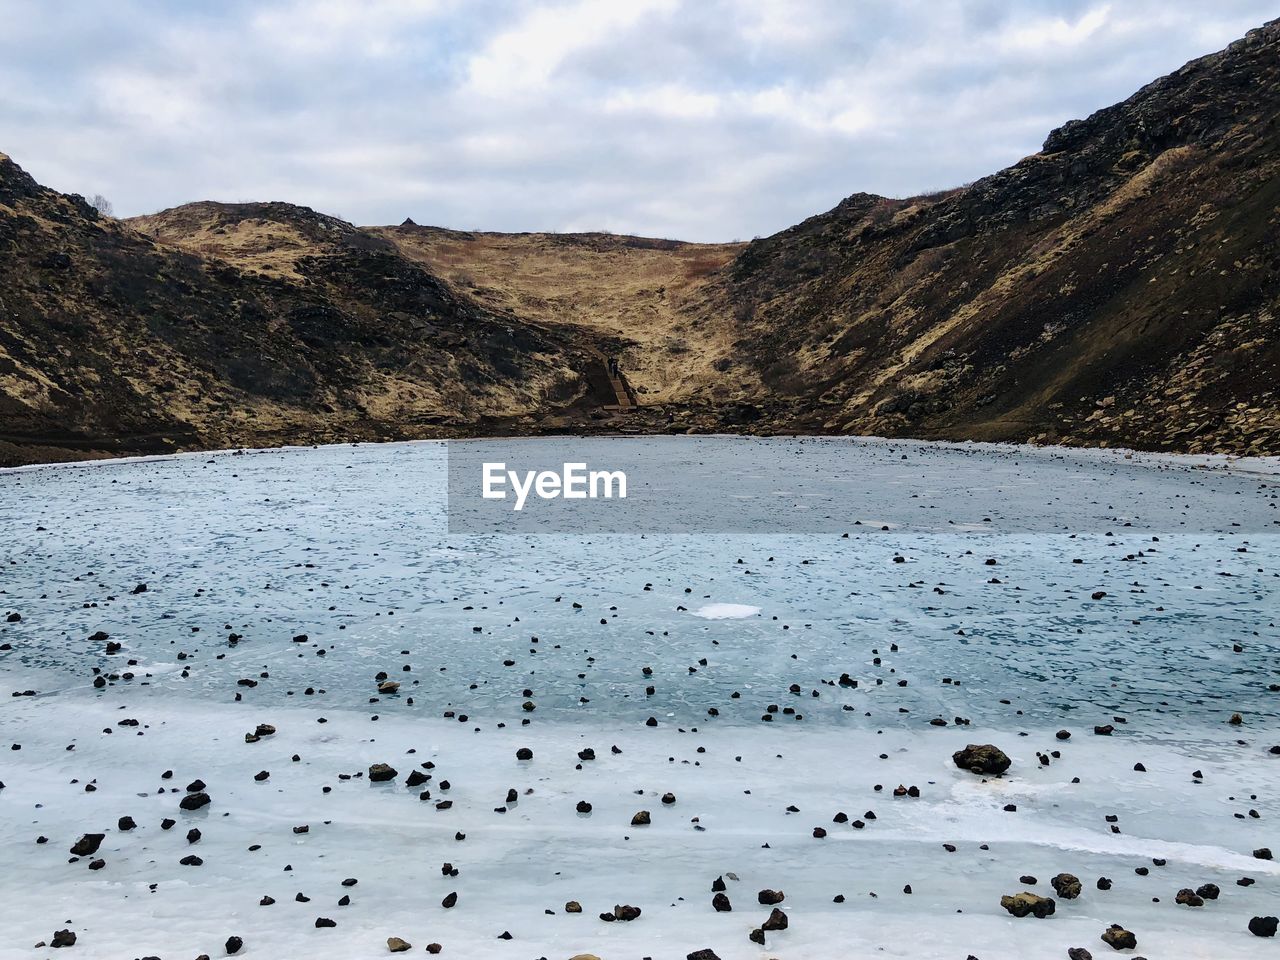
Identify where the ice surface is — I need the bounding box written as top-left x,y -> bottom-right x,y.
1,437 -> 1277,959
690,604 -> 761,620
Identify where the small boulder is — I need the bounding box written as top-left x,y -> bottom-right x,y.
1100,925 -> 1136,950
1249,916 -> 1278,938
761,907 -> 788,931
1051,873 -> 1082,899
70,834 -> 104,857
953,744 -> 1011,776
1000,892 -> 1055,918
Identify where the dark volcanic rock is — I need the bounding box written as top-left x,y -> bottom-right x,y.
1250,916 -> 1278,938
953,743 -> 1011,775
762,907 -> 789,931
1051,873 -> 1082,899
1100,925 -> 1136,950
70,833 -> 104,856
1000,892 -> 1056,918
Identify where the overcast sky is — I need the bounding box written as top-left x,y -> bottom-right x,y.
0,0 -> 1274,241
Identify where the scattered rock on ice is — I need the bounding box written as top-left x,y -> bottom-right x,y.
180,791 -> 210,811
1000,892 -> 1056,918
51,929 -> 77,948
953,743 -> 1011,775
1100,925 -> 1136,950
70,833 -> 104,856
1249,916 -> 1278,938
1052,873 -> 1082,899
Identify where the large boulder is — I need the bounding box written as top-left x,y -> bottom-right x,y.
953,743 -> 1012,775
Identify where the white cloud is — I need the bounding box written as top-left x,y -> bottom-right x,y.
997,4 -> 1113,54
465,0 -> 679,95
0,0 -> 1274,240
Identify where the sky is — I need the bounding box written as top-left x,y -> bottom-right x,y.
0,0 -> 1275,241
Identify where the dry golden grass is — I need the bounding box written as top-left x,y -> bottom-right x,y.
130,206 -> 323,281
374,227 -> 745,403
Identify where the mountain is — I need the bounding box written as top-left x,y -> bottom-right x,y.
2,18 -> 1278,465
702,18 -> 1280,453
0,165 -> 609,465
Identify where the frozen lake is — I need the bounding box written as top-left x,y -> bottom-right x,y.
1,437 -> 1277,959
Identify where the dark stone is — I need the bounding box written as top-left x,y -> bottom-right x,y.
1250,916 -> 1278,938
1175,888 -> 1204,907
952,743 -> 1011,775
1100,925 -> 1136,950
762,907 -> 788,931
1052,873 -> 1082,899
70,834 -> 104,856
1000,892 -> 1056,918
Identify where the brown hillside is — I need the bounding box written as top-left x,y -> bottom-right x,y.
708,19 -> 1280,453
2,18 -> 1279,462
0,163 -> 604,465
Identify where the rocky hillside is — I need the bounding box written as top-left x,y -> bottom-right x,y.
2,18 -> 1278,464
705,18 -> 1280,454
0,161 -> 608,466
